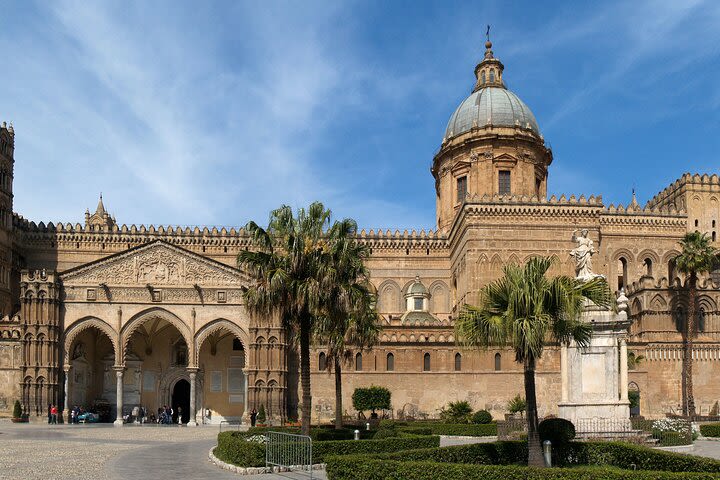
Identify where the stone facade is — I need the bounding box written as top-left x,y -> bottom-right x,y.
0,43 -> 719,424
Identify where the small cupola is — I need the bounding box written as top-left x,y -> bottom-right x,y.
473,28 -> 505,91
405,276 -> 429,312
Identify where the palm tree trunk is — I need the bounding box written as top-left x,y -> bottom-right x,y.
686,273 -> 697,417
299,314 -> 312,436
334,357 -> 343,429
524,356 -> 544,467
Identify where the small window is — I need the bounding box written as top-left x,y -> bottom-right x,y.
698,308 -> 706,333
695,219 -> 699,227
481,71 -> 486,84
675,307 -> 686,332
668,259 -> 676,282
535,178 -> 541,197
414,297 -> 423,311
489,69 -> 495,82
386,353 -> 394,371
644,258 -> 653,277
319,352 -> 327,371
494,353 -> 501,371
355,352 -> 362,371
498,170 -> 511,195
454,353 -> 462,372
617,258 -> 628,291
713,231 -> 717,242
456,176 -> 467,203
423,353 -> 431,371
232,339 -> 244,351
713,220 -> 717,228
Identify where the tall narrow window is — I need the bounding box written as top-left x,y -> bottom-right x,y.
644,258 -> 653,277
454,353 -> 462,372
386,353 -> 394,371
481,71 -> 486,84
713,220 -> 717,228
698,308 -> 706,333
355,352 -> 363,371
494,353 -> 501,371
498,170 -> 511,195
668,259 -> 676,282
675,307 -> 686,333
414,297 -> 423,311
617,258 -> 628,291
423,353 -> 431,372
535,178 -> 542,198
713,231 -> 717,242
695,219 -> 699,227
456,176 -> 467,203
319,352 -> 327,371
489,69 -> 495,82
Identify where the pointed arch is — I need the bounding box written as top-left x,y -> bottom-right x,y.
121,307 -> 193,366
63,317 -> 119,364
650,294 -> 668,310
194,318 -> 250,366
377,279 -> 402,313
429,280 -> 450,314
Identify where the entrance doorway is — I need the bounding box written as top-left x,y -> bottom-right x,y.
171,379 -> 190,424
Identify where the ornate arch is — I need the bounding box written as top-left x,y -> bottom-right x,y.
377,279 -> 402,313
429,280 -> 450,313
121,307 -> 193,366
63,317 -> 119,364
697,295 -> 717,311
611,248 -> 635,263
194,318 -> 250,366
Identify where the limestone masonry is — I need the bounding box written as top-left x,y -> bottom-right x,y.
0,41 -> 718,424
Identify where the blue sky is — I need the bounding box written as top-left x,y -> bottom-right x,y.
1,0 -> 719,231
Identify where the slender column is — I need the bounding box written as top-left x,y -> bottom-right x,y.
560,344 -> 569,403
619,339 -> 629,401
114,367 -> 124,426
63,367 -> 70,416
187,369 -> 197,426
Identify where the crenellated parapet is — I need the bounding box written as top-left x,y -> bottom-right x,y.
647,173 -> 720,210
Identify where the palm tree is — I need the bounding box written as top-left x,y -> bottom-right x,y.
674,231 -> 719,417
627,351 -> 645,371
238,202 -> 332,436
315,219 -> 381,429
456,257 -> 611,467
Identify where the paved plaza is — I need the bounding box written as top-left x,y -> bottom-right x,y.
2,422 -> 720,479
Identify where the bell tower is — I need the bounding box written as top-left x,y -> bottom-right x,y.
0,122 -> 14,314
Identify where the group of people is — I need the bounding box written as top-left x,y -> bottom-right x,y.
69,405 -> 90,424
156,405 -> 183,425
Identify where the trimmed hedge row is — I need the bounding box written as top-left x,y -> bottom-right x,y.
334,440 -> 720,473
245,426 -> 376,441
325,457 -> 720,480
380,420 -> 497,436
701,423 -> 720,437
215,431 -> 440,467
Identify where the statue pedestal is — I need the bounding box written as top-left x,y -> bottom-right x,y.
558,300 -> 631,434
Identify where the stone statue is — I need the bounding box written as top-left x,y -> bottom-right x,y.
570,229 -> 602,281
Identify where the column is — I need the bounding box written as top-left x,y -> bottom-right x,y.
63,367 -> 70,421
560,344 -> 569,403
114,367 -> 124,426
187,369 -> 197,427
619,339 -> 629,402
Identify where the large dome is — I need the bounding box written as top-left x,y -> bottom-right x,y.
444,86 -> 540,139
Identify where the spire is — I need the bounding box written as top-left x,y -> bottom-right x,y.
95,193 -> 106,215
473,26 -> 505,92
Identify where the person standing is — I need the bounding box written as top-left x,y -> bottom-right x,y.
250,407 -> 257,427
50,404 -> 58,424
177,406 -> 183,426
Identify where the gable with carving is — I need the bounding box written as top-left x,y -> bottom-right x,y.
60,241 -> 247,287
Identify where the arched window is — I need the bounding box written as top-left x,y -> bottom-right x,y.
675,307 -> 686,333
454,353 -> 462,372
617,258 -> 628,291
695,219 -> 699,227
423,353 -> 431,372
481,71 -> 486,84
319,352 -> 327,371
386,353 -> 394,371
698,308 -> 706,333
713,231 -> 717,242
494,353 -> 501,371
668,259 -> 676,282
713,220 -> 717,228
489,69 -> 495,82
355,352 -> 362,371
644,258 -> 653,277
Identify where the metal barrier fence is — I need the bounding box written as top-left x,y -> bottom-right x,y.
219,420 -> 243,433
266,431 -> 313,478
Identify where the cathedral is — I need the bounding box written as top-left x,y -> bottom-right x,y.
0,40 -> 719,424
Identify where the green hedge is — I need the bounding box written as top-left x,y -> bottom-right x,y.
215,431 -> 265,467
215,431 -> 439,467
381,420 -> 497,436
701,423 -> 720,437
356,440 -> 527,465
245,426 -> 375,441
325,458 -> 720,480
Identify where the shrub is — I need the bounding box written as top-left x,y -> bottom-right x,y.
12,400 -> 22,419
313,435 -> 440,462
215,431 -> 265,467
538,418 -> 575,445
566,441 -> 720,472
375,421 -> 497,437
440,400 -> 473,423
507,395 -> 526,415
352,386 -> 391,417
325,457 -> 720,480
701,423 -> 720,437
398,427 -> 433,436
257,404 -> 266,424
651,418 -> 693,446
373,428 -> 398,439
472,410 -> 493,425
356,440 -> 527,465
